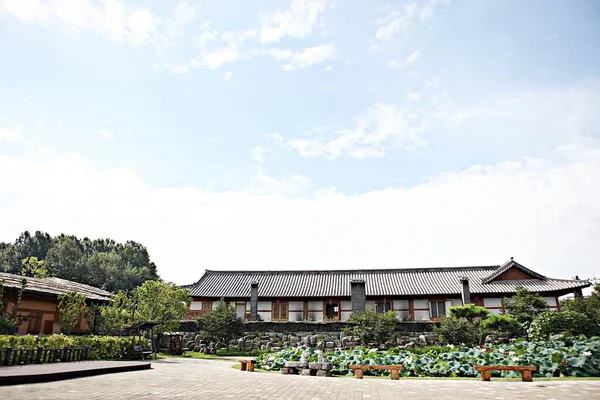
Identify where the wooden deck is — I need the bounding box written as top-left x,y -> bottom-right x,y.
0,361 -> 151,385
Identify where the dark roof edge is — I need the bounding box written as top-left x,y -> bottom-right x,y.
203,265 -> 500,275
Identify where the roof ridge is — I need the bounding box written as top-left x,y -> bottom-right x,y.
204,266 -> 500,274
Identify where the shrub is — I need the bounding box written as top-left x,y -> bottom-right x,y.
0,334 -> 151,360
529,311 -> 600,341
57,291 -> 88,334
479,314 -> 522,336
344,308 -> 398,345
196,298 -> 244,343
434,317 -> 479,346
502,286 -> 547,330
562,284 -> 600,324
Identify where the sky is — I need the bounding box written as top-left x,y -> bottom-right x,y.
0,0 -> 599,287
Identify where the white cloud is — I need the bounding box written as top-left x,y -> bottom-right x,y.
166,64 -> 190,74
99,129 -> 113,139
1,139 -> 599,285
166,1 -> 196,40
325,65 -> 332,71
276,43 -> 336,71
1,0 -> 170,48
375,0 -> 450,44
188,44 -> 242,69
251,145 -> 269,162
223,72 -> 233,82
389,49 -> 422,69
276,102 -> 426,159
0,126 -> 23,143
259,0 -> 330,43
101,120 -> 111,124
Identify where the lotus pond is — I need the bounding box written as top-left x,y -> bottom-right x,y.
256,336 -> 600,378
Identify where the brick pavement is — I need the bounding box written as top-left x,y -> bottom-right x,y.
3,358 -> 600,400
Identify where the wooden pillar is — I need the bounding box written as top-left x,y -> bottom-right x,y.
521,370 -> 532,382
3,347 -> 12,366
354,369 -> 363,379
481,370 -> 491,381
408,300 -> 415,321
391,369 -> 399,380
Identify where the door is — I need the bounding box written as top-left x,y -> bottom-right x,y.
325,302 -> 339,320
42,320 -> 54,334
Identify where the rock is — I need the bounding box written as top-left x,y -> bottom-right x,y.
418,335 -> 428,346
290,336 -> 300,343
403,342 -> 415,349
193,345 -> 200,352
238,338 -> 245,346
194,335 -> 202,344
285,361 -> 306,368
309,362 -> 333,371
300,369 -> 312,376
334,340 -> 341,348
268,332 -> 278,338
316,370 -> 332,377
281,368 -> 298,374
325,341 -> 334,348
498,337 -> 509,344
270,347 -> 281,352
186,341 -> 195,349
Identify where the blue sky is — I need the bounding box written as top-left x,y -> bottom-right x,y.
1,0 -> 599,286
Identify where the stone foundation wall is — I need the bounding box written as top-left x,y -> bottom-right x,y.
176,321 -> 440,352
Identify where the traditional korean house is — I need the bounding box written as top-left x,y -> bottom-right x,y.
0,272 -> 111,334
184,258 -> 590,322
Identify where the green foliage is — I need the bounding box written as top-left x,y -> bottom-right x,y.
97,281 -> 191,335
0,277 -> 27,334
0,231 -> 159,292
256,336 -> 600,378
20,256 -> 49,278
448,304 -> 490,322
0,334 -> 150,360
435,317 -> 479,346
562,285 -> 600,325
479,314 -> 522,336
344,308 -> 399,345
529,311 -> 600,341
196,299 -> 244,343
57,291 -> 88,334
502,285 -> 548,329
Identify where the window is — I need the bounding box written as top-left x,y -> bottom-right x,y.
429,301 -> 446,319
202,300 -> 212,311
376,301 -> 391,313
272,301 -> 289,321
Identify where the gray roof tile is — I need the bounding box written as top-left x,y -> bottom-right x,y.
189,262 -> 590,298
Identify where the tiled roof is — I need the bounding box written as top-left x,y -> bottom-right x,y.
482,258 -> 545,283
0,272 -> 111,302
189,261 -> 590,298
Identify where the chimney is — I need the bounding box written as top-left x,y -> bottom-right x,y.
460,277 -> 471,305
250,281 -> 259,321
350,279 -> 366,314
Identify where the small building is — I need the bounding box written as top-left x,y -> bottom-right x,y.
184,258 -> 590,322
0,272 -> 111,334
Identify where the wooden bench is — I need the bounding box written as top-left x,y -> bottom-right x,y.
240,359 -> 256,372
349,365 -> 404,380
475,365 -> 537,382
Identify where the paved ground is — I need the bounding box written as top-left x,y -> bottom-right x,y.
3,358 -> 600,400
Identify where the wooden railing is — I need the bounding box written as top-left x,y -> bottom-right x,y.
0,347 -> 90,366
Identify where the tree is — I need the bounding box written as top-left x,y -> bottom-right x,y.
344,308 -> 399,345
20,256 -> 49,278
45,237 -> 84,282
98,291 -> 133,333
435,317 -> 479,346
58,291 -> 88,334
561,284 -> 600,325
129,281 -> 191,334
479,314 -> 522,336
196,299 -> 244,344
502,285 -> 548,329
448,304 -> 490,323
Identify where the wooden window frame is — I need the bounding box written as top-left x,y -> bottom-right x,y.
201,300 -> 212,311
323,299 -> 341,322
375,300 -> 392,313
272,300 -> 289,321
429,301 -> 446,320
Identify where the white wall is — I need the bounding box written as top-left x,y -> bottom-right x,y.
449,298 -> 462,307
341,311 -> 352,321
289,301 -> 303,311
483,298 -> 503,308
258,300 -> 271,310
308,300 -> 323,322
190,301 -> 203,310
393,300 -> 409,310
341,300 -> 352,311
365,300 -> 375,310
258,312 -> 271,321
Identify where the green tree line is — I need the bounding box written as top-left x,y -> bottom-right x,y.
0,231 -> 159,292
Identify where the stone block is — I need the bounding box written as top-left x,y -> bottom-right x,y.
325,341 -> 334,348
300,369 -> 312,376
309,362 -> 333,371
290,336 -> 300,343
316,370 -> 332,377
281,367 -> 297,374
